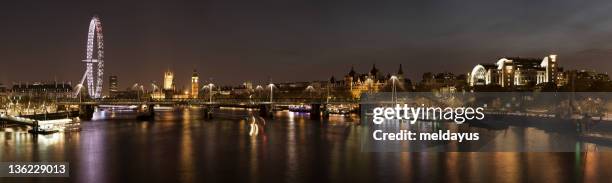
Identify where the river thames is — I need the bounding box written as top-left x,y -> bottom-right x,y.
1,108 -> 612,183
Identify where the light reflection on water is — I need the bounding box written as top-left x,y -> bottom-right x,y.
0,108 -> 611,182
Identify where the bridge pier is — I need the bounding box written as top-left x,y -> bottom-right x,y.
32,121 -> 39,133
322,104 -> 329,119
79,105 -> 95,121
137,104 -> 155,121
203,107 -> 213,119
148,104 -> 155,117
310,104 -> 321,120
258,104 -> 273,118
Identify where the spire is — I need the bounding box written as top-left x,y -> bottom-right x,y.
397,64 -> 404,75
370,64 -> 379,75
348,65 -> 356,76
192,69 -> 198,77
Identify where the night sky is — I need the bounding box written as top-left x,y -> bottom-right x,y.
1,0 -> 612,90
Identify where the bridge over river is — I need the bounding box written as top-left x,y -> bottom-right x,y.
55,98 -> 360,120
56,98 -> 358,105
1,98 -> 359,133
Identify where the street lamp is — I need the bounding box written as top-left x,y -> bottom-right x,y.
202,83 -> 214,103
208,83 -> 214,103
268,83 -> 275,103
255,85 -> 263,102
390,75 -> 398,104
151,83 -> 159,93
151,83 -> 162,99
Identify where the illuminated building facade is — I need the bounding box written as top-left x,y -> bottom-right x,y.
109,75 -> 118,97
11,82 -> 73,98
163,70 -> 174,91
191,70 -> 199,98
344,64 -> 405,98
469,54 -> 561,87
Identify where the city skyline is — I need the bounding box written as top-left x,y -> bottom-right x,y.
1,55 -> 610,93
3,1 -> 612,183
2,0 -> 612,87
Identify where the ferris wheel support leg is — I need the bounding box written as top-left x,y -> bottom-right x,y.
74,71 -> 88,98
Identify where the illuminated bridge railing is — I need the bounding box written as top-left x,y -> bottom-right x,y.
56,98 -> 360,105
